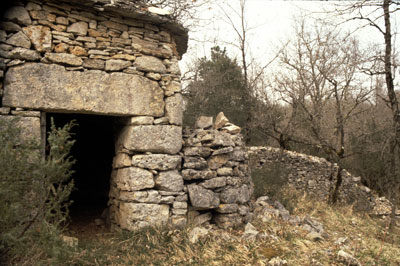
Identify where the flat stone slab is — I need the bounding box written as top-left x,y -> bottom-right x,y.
118,125 -> 182,154
116,203 -> 169,230
3,63 -> 164,116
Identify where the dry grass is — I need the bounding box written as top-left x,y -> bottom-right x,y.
6,190 -> 400,265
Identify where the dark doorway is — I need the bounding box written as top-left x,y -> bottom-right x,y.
46,113 -> 117,233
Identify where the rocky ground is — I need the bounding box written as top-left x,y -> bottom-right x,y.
55,188 -> 400,265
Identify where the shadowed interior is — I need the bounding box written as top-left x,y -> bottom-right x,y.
46,113 -> 117,229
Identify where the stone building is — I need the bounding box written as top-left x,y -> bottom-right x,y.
0,0 -> 189,230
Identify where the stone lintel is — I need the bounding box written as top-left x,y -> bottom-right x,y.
3,63 -> 164,116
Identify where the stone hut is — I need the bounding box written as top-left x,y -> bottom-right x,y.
0,0 -> 188,230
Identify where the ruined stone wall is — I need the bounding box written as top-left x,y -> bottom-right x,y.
0,0 -> 187,231
248,146 -> 395,215
182,113 -> 254,229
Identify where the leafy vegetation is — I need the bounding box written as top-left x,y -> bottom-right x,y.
0,117 -> 76,264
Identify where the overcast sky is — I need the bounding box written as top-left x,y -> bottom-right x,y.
179,1 -> 399,78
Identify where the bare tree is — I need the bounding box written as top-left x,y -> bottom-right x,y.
330,0 -> 400,226
266,19 -> 373,203
144,0 -> 213,27
215,0 -> 278,143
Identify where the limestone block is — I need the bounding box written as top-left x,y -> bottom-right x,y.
105,59 -> 131,71
67,22 -> 88,36
117,125 -> 182,154
8,48 -> 40,61
164,81 -> 181,96
231,148 -> 246,161
195,116 -> 213,129
23,25 -> 51,52
0,31 -> 6,42
129,116 -> 154,125
0,115 -> 41,144
214,213 -> 243,229
114,167 -> 155,191
183,156 -> 208,170
209,132 -> 235,147
4,6 -> 32,26
212,147 -> 234,156
238,205 -> 250,216
166,60 -> 181,75
56,16 -> 69,25
10,110 -> 40,117
112,153 -> 131,168
45,53 -> 83,66
183,147 -> 212,157
191,212 -> 212,226
220,185 -> 252,204
0,107 -> 10,115
208,155 -> 229,170
171,215 -> 187,228
165,93 -> 183,125
135,56 -> 167,73
188,184 -> 219,210
54,43 -> 69,53
0,22 -> 22,32
69,46 -> 88,56
3,63 -> 164,116
83,58 -> 105,70
216,204 -> 239,214
131,154 -> 181,171
172,208 -> 187,215
76,36 -> 96,43
6,32 -> 31,49
112,54 -> 136,61
100,21 -> 128,32
214,112 -> 229,129
222,124 -> 241,134
118,190 -> 161,203
182,169 -> 217,180
146,72 -> 161,81
160,196 -> 175,204
155,170 -> 184,192
116,203 -> 169,231
25,2 -> 42,11
201,177 -> 227,189
217,167 -> 233,176
175,193 -> 188,202
173,202 -> 188,209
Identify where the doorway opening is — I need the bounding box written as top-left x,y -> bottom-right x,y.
46,113 -> 118,236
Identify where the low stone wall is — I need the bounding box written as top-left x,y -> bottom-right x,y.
182,113 -> 253,229
248,146 -> 396,215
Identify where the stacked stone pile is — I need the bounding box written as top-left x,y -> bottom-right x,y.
183,113 -> 254,229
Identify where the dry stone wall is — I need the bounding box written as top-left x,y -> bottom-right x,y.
183,113 -> 254,229
0,0 -> 188,231
248,146 -> 397,216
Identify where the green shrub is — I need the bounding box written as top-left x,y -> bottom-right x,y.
250,160 -> 301,212
251,161 -> 289,199
0,117 -> 76,264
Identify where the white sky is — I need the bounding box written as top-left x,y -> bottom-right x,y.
180,1 -> 399,80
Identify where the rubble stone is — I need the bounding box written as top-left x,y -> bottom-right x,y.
23,25 -> 51,52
